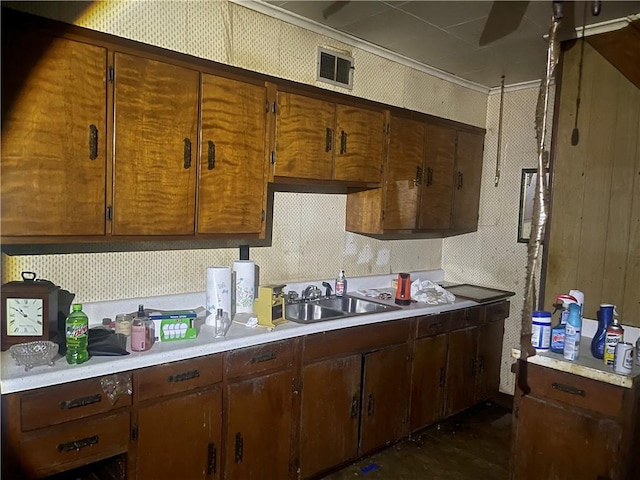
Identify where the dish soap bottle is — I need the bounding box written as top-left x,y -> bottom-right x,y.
335,270 -> 347,297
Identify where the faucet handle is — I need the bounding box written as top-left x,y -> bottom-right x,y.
303,285 -> 322,300
286,291 -> 299,303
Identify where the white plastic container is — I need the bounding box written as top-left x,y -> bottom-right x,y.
531,311 -> 552,352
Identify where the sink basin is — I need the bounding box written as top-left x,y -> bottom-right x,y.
285,303 -> 345,323
316,295 -> 399,314
285,295 -> 401,324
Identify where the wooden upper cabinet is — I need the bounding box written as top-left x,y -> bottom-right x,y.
334,105 -> 385,183
418,124 -> 456,230
112,52 -> 199,235
383,115 -> 423,230
198,75 -> 267,235
451,131 -> 484,233
274,91 -> 335,180
1,30 -> 107,237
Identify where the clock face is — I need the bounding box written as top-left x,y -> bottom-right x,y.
6,298 -> 44,336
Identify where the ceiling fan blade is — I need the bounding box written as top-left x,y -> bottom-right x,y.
322,1 -> 349,20
479,0 -> 530,46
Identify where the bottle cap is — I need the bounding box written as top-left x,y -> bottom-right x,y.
532,311 -> 552,317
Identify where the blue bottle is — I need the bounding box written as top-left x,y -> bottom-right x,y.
563,303 -> 582,361
590,304 -> 614,359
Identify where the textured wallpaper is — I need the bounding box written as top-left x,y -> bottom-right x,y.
3,1 -> 547,395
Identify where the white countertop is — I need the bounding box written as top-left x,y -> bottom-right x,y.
2,271 -> 487,394
512,341 -> 640,389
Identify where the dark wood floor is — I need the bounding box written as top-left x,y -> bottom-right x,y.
322,401 -> 512,480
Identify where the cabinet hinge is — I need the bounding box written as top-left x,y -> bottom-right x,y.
106,205 -> 113,221
131,424 -> 138,441
270,151 -> 276,164
108,65 -> 114,83
272,101 -> 278,114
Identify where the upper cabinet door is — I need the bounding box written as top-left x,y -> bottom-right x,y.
451,131 -> 484,232
383,115 -> 423,230
418,124 -> 456,230
1,31 -> 107,237
113,53 -> 199,235
198,75 -> 267,234
274,91 -> 335,180
334,105 -> 385,183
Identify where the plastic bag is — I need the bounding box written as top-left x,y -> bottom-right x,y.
410,279 -> 456,305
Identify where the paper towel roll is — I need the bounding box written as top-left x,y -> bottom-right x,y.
233,260 -> 255,314
206,267 -> 232,325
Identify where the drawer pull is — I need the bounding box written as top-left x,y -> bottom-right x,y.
250,352 -> 276,364
340,130 -> 347,154
234,433 -> 243,463
168,369 -> 200,383
552,382 -> 586,397
325,127 -> 333,152
57,435 -> 99,453
60,394 -> 102,410
207,442 -> 217,474
89,124 -> 98,160
207,140 -> 216,170
430,322 -> 443,330
184,137 -> 192,169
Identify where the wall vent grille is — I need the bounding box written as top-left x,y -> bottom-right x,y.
317,47 -> 353,89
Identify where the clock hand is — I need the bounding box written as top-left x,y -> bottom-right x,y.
10,306 -> 28,317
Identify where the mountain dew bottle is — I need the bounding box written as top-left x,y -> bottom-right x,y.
66,304 -> 89,364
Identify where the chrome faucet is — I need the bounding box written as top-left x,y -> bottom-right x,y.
302,285 -> 322,300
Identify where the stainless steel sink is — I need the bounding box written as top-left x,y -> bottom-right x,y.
285,302 -> 345,323
316,295 -> 399,314
285,295 -> 400,324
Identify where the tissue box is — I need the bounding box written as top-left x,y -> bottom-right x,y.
149,310 -> 197,342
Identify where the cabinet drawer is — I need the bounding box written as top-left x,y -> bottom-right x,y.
450,306 -> 482,330
416,313 -> 451,338
135,354 -> 222,402
484,301 -> 510,323
525,363 -> 625,418
20,374 -> 132,432
19,411 -> 129,478
226,339 -> 294,380
304,319 -> 411,363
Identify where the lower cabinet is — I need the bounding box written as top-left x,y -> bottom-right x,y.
131,354 -> 224,480
223,339 -> 296,480
511,361 -> 639,480
299,320 -> 412,479
410,302 -> 508,432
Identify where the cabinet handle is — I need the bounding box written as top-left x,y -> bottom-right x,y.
168,369 -> 200,383
414,165 -> 422,186
251,352 -> 276,364
340,130 -> 347,154
457,171 -> 463,189
89,124 -> 98,160
350,396 -> 358,419
430,321 -> 443,330
208,140 -> 216,170
439,367 -> 446,387
57,435 -> 99,453
207,442 -> 217,474
234,432 -> 244,463
367,393 -> 375,417
325,128 -> 333,152
184,138 -> 192,169
426,167 -> 433,186
552,382 -> 586,397
59,394 -> 101,410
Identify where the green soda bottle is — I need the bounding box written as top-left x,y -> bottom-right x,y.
66,303 -> 89,364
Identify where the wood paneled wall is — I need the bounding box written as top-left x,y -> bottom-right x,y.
545,41 -> 640,326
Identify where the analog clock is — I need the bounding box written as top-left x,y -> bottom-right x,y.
6,298 -> 44,336
1,272 -> 59,351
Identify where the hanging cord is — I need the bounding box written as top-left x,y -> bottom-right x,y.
571,2 -> 588,145
494,75 -> 505,187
